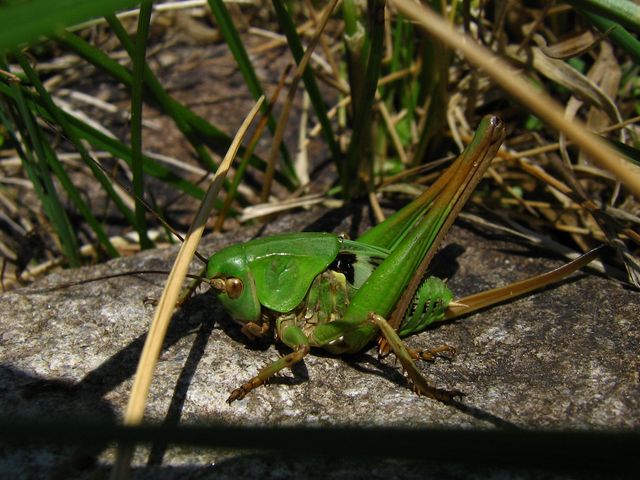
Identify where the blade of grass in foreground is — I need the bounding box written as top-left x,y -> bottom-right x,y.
112,96 -> 265,480
0,0 -> 139,49
1,419 -> 637,471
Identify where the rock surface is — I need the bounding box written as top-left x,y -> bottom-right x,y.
1,206 -> 638,478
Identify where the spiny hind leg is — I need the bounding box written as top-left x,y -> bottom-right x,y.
369,313 -> 462,403
227,325 -> 310,404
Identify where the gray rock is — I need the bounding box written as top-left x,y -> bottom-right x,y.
0,206 -> 638,478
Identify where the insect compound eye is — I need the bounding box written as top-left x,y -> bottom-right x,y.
225,277 -> 243,299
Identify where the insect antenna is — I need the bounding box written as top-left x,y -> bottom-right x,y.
23,270 -> 209,294
81,154 -> 209,265
35,116 -> 209,266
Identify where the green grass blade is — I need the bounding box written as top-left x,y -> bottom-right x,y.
207,0 -> 265,102
0,0 -> 140,49
0,110 -> 80,265
566,0 -> 640,33
215,76 -> 288,229
57,29 -> 132,85
62,113 -> 206,199
39,137 -> 118,259
579,10 -> 640,64
207,0 -> 292,170
101,16 -> 217,174
0,80 -> 205,200
60,26 -> 296,192
413,0 -> 450,164
104,14 -> 250,210
342,0 -> 360,36
344,0 -> 385,197
2,74 -> 81,266
130,0 -> 154,249
8,57 -> 137,229
385,15 -> 418,149
342,0 -> 368,79
271,0 -> 341,172
13,51 -> 126,258
104,15 -> 296,191
174,101 -> 296,191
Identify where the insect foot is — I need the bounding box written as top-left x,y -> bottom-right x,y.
412,344 -> 457,362
227,345 -> 311,404
368,313 -> 463,402
414,385 -> 465,404
227,382 -> 258,404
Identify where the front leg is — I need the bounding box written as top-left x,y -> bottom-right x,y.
369,313 -> 462,403
227,324 -> 310,404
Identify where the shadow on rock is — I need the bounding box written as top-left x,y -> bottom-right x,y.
148,293 -> 218,466
0,291 -> 221,476
0,365 -> 115,478
342,351 -> 519,430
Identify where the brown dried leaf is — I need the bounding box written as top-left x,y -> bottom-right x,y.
585,42 -> 622,137
525,35 -> 621,125
537,29 -> 611,60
